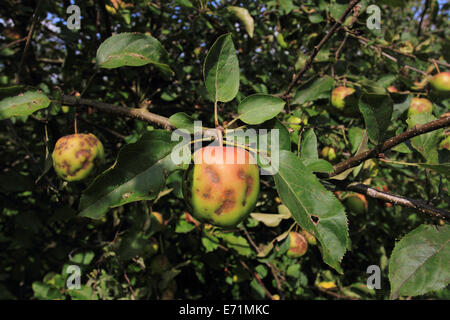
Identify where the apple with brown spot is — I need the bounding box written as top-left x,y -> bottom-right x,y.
182,146 -> 260,228
286,231 -> 308,258
407,97 -> 433,117
52,133 -> 104,182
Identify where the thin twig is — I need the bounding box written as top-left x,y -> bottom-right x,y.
61,95 -> 173,129
241,227 -> 284,297
0,37 -> 27,51
16,0 -> 44,83
417,0 -> 430,36
281,0 -> 360,98
340,182 -> 450,220
326,116 -> 450,178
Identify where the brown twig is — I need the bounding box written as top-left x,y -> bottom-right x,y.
340,182 -> 450,220
281,0 -> 360,98
326,116 -> 450,178
417,0 -> 430,36
16,0 -> 45,83
123,271 -> 136,300
0,37 -> 27,51
61,95 -> 173,130
241,227 -> 284,297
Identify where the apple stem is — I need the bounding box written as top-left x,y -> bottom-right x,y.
433,60 -> 440,73
217,128 -> 223,147
74,112 -> 78,134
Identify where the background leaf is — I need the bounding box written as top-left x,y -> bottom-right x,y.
389,224 -> 450,299
292,76 -> 335,105
273,151 -> 349,273
228,6 -> 254,38
79,130 -> 181,219
237,94 -> 285,124
96,33 -> 172,73
203,34 -> 240,102
0,91 -> 50,120
358,93 -> 393,145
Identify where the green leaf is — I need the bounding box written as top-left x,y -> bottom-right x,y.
175,0 -> 194,8
237,94 -> 285,124
216,232 -> 252,257
169,112 -> 195,133
250,204 -> 291,227
309,13 -> 324,23
292,76 -> 335,105
228,6 -> 254,38
348,127 -> 365,154
359,93 -> 393,144
300,129 -> 318,161
273,151 -> 349,273
79,130 -> 181,219
71,251 -> 95,266
303,159 -> 334,173
96,33 -> 172,74
32,282 -> 63,300
407,114 -> 440,164
420,163 -> 450,177
203,34 -> 240,102
389,224 -> 450,299
0,91 -> 50,120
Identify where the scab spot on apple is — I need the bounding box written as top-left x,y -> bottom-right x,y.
215,189 -> 235,215
204,166 -> 220,184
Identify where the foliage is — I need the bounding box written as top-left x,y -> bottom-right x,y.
0,0 -> 449,300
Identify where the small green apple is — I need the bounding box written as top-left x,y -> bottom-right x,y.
286,231 -> 308,258
344,193 -> 368,214
286,115 -> 308,131
330,86 -> 359,116
301,229 -> 317,246
52,133 -> 104,182
321,146 -> 337,162
429,72 -> 450,94
407,97 -> 433,117
439,136 -> 450,150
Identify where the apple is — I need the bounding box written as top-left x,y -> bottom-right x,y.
286,115 -> 308,131
182,146 -> 260,228
439,136 -> 450,150
429,72 -> 450,94
407,97 -> 433,117
330,86 -> 359,116
286,231 -> 308,258
344,193 -> 368,214
321,146 -> 337,162
301,229 -> 317,246
150,211 -> 165,233
387,86 -> 399,93
52,133 -> 104,182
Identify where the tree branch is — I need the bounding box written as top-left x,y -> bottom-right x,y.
341,182 -> 450,221
417,0 -> 430,36
281,0 -> 360,98
16,0 -> 45,83
61,95 -> 173,130
326,116 -> 450,178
